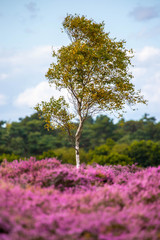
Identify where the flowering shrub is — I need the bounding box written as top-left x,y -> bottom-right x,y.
0,158 -> 160,239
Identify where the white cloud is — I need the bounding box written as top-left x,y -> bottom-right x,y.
14,81 -> 68,108
0,45 -> 59,101
0,45 -> 62,121
8,45 -> 53,66
132,46 -> 160,110
0,94 -> 7,106
136,46 -> 160,62
0,45 -> 59,78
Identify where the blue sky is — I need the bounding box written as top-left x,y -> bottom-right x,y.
0,0 -> 160,122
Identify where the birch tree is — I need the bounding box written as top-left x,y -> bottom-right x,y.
35,14 -> 147,168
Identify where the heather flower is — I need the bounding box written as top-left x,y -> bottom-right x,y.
0,158 -> 159,239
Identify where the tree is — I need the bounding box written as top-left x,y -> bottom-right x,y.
35,14 -> 146,168
127,140 -> 160,167
89,115 -> 116,147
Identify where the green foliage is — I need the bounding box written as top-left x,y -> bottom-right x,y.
0,153 -> 20,163
105,153 -> 133,166
89,152 -> 132,166
127,140 -> 160,167
106,138 -> 116,148
38,150 -> 56,160
92,144 -> 111,156
0,113 -> 70,157
53,147 -> 90,165
112,143 -> 129,154
88,116 -> 116,147
88,141 -> 132,166
37,135 -> 60,152
35,97 -> 75,132
1,111 -> 160,167
9,137 -> 25,156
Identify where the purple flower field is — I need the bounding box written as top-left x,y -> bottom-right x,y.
0,158 -> 160,240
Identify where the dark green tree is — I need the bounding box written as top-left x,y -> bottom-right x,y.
127,140 -> 160,167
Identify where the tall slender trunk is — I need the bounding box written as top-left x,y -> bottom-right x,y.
75,137 -> 80,169
75,118 -> 83,169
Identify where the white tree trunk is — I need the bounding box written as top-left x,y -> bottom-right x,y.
75,117 -> 83,169
75,138 -> 80,169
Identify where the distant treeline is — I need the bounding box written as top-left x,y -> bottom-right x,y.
0,113 -> 160,167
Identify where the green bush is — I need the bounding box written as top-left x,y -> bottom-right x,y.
91,144 -> 110,156
88,141 -> 132,166
49,147 -> 90,165
0,153 -> 20,163
105,153 -> 133,165
38,150 -> 56,160
89,152 -> 132,166
127,140 -> 160,167
112,143 -> 129,154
